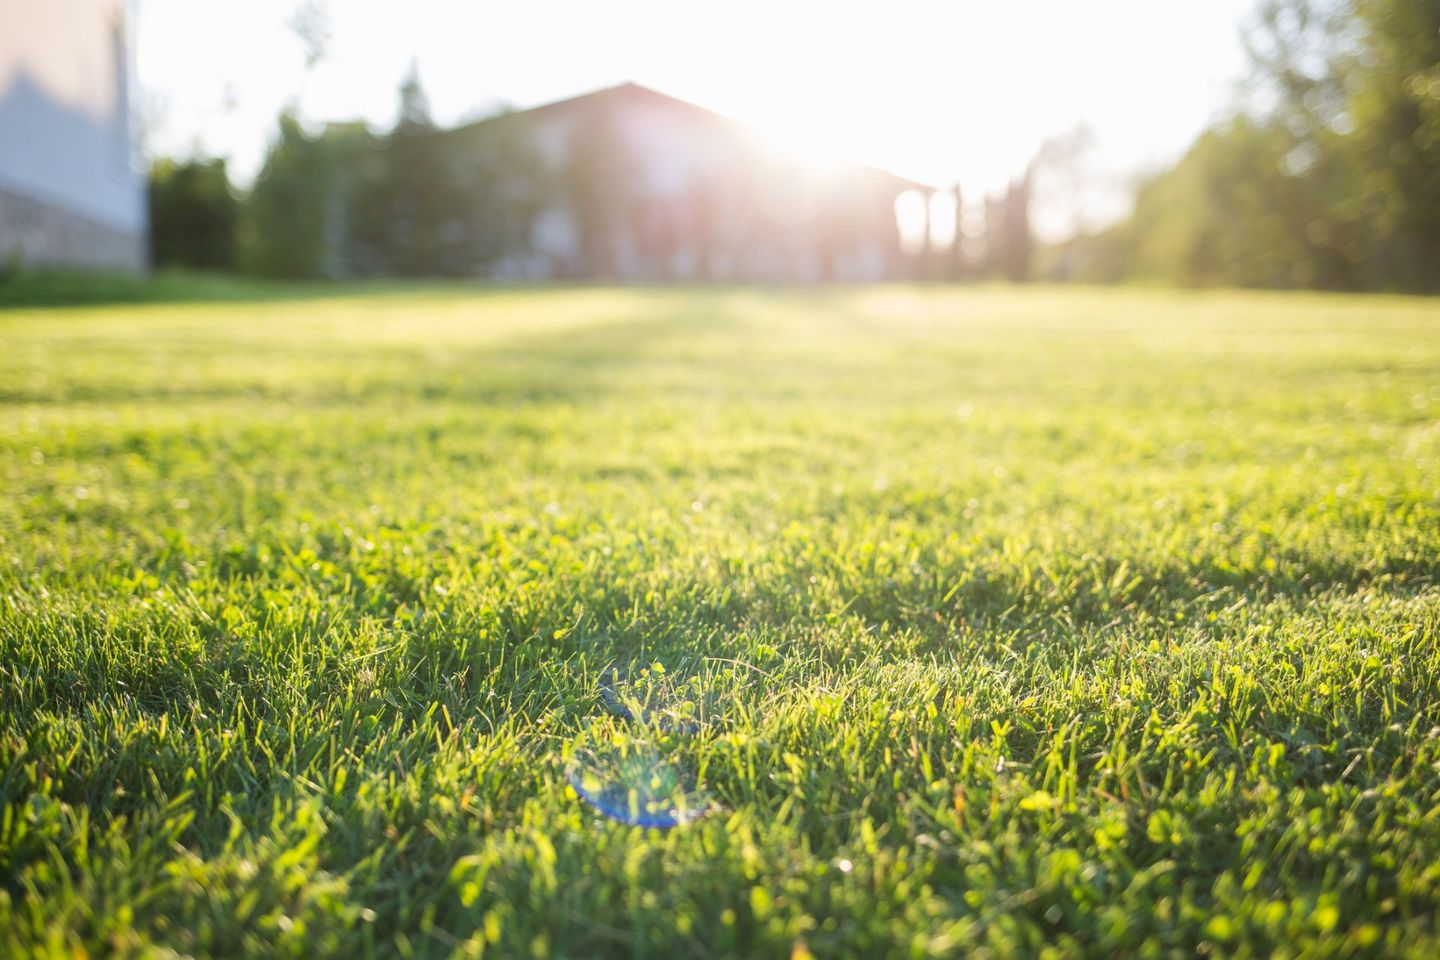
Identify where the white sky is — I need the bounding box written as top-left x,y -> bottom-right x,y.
136,0 -> 1258,239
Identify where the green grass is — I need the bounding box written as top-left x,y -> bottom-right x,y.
0,268 -> 331,309
2,284 -> 1438,958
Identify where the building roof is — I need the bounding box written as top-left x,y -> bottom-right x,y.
453,81 -> 934,193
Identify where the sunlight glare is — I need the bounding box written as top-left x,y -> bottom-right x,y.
895,190 -> 929,256
928,190 -> 958,252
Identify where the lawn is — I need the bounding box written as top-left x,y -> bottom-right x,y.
2,283 -> 1438,958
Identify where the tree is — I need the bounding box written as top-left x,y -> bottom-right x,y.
148,157 -> 238,270
1343,0 -> 1440,288
353,64 -> 471,276
288,0 -> 331,70
1068,0 -> 1439,291
444,112 -> 550,275
1240,0 -> 1440,289
1127,118 -> 1329,287
1244,0 -> 1353,138
239,111 -> 331,278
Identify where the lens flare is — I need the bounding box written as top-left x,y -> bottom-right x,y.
567,739 -> 711,829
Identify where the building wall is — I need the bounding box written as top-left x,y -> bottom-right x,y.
0,0 -> 146,270
440,84 -> 923,282
515,90 -> 912,282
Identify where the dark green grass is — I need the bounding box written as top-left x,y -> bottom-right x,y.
2,285 -> 1438,958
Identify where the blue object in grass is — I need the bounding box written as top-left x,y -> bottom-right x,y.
568,744 -> 710,829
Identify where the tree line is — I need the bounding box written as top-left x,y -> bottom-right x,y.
152,68 -> 545,280
1055,0 -> 1439,292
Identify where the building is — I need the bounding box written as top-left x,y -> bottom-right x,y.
0,0 -> 147,272
448,83 -> 932,282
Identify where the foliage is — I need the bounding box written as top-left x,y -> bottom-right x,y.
241,113 -> 384,280
248,71 -> 542,281
1078,0 -> 1440,291
1130,118 -> 1330,288
444,116 -> 549,275
239,111 -> 335,279
1343,0 -> 1440,287
2,286 -> 1439,957
354,65 -> 466,278
148,157 -> 239,271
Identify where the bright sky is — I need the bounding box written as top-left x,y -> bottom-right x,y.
137,0 -> 1258,239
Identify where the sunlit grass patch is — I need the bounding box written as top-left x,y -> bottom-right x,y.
2,285 -> 1438,957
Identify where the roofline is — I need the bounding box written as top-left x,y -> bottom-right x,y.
451,81 -> 936,192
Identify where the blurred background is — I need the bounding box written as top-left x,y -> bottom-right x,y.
1,0 -> 1436,290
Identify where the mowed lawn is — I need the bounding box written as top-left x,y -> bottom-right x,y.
2,284 -> 1438,958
